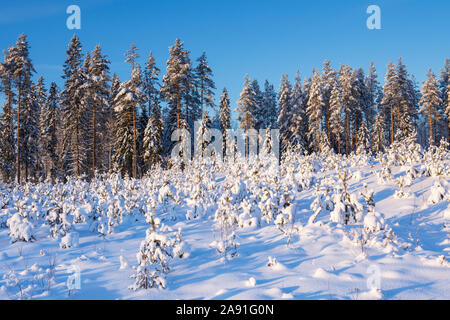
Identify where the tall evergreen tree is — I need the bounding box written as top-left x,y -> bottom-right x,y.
142,51 -> 163,171
262,80 -> 278,128
219,88 -> 231,156
381,61 -> 397,145
306,70 -> 325,152
40,82 -> 59,182
10,34 -> 36,183
277,74 -> 293,153
236,74 -> 258,156
290,72 -> 306,149
339,65 -> 358,154
195,52 -> 215,121
114,49 -> 143,178
419,69 -> 442,147
60,35 -> 88,178
439,58 -> 450,143
329,80 -> 344,153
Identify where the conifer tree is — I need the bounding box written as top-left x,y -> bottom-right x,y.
195,52 -> 215,121
236,74 -> 258,156
60,35 -> 88,178
290,72 -> 306,149
219,88 -> 231,156
262,80 -> 278,129
40,82 -> 59,182
419,69 -> 442,147
306,70 -> 325,152
277,74 -> 292,154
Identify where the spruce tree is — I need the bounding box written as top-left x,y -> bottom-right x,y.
40,82 -> 59,182
60,35 -> 88,178
262,80 -> 278,129
277,74 -> 292,154
306,70 -> 324,152
419,69 -> 442,147
236,74 -> 258,156
195,52 -> 215,121
10,34 -> 36,183
219,88 -> 231,156
290,72 -> 306,149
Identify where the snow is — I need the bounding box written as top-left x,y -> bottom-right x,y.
0,149 -> 448,300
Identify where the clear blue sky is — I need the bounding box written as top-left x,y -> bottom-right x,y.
1,0 -> 449,123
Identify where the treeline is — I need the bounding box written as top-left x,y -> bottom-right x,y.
0,33 -> 449,183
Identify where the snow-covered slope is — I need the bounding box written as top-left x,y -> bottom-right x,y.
0,144 -> 448,300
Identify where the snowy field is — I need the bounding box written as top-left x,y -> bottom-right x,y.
0,144 -> 449,300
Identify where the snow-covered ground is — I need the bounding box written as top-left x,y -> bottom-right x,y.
0,144 -> 449,300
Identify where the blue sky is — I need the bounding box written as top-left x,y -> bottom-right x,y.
0,0 -> 449,122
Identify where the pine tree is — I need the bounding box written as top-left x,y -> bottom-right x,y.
219,88 -> 231,156
161,39 -> 193,131
262,80 -> 278,129
85,45 -> 110,176
10,34 -> 36,183
381,61 -> 397,145
114,51 -> 143,178
40,82 -> 59,182
373,111 -> 386,153
396,58 -> 418,140
321,60 -> 336,144
277,74 -> 292,154
365,62 -> 381,151
250,79 -> 263,129
329,81 -> 344,153
290,71 -> 306,149
142,51 -> 163,171
439,58 -> 450,144
339,65 -> 358,154
236,74 -> 258,156
195,52 -> 215,121
419,69 -> 442,147
0,47 -> 17,182
60,35 -> 88,178
306,70 -> 324,152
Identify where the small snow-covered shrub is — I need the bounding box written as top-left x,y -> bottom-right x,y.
427,179 -> 449,204
7,213 -> 35,243
363,211 -> 386,234
330,169 -> 363,224
60,232 -> 79,249
130,218 -> 185,290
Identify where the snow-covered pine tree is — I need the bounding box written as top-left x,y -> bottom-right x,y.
104,73 -> 120,172
381,61 -> 397,145
373,111 -> 386,154
439,58 -> 450,144
290,71 -> 307,149
352,68 -> 365,151
236,74 -> 258,157
356,119 -> 370,154
10,34 -> 36,183
395,58 -> 418,141
60,35 -> 89,178
142,51 -> 163,171
195,52 -> 215,121
329,81 -> 344,154
219,88 -> 231,157
277,74 -> 292,154
306,70 -> 325,152
0,48 -> 17,182
251,79 -> 263,129
365,62 -> 381,151
84,45 -> 110,176
339,64 -> 358,154
21,78 -> 40,182
161,39 -> 192,131
321,60 -> 336,144
114,52 -> 143,178
419,69 -> 443,147
40,82 -> 59,182
262,80 -> 278,129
